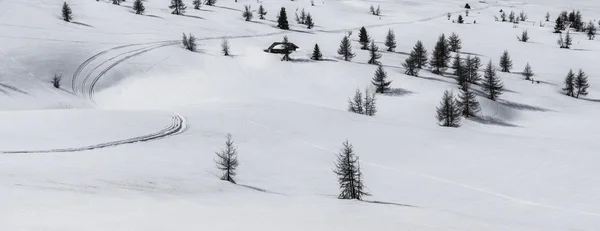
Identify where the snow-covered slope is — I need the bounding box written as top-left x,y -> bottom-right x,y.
1,0 -> 600,230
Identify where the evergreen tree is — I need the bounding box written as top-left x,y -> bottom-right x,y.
458,15 -> 464,24
574,69 -> 590,98
133,0 -> 145,15
482,61 -> 504,101
367,40 -> 382,65
447,32 -> 462,52
337,35 -> 356,61
52,74 -> 62,89
299,9 -> 307,24
499,50 -> 512,72
452,53 -> 463,77
554,16 -> 564,33
518,30 -> 530,42
193,0 -> 202,10
384,29 -> 397,52
371,65 -> 391,93
311,43 -> 322,60
508,11 -> 515,22
500,11 -> 507,22
277,7 -> 289,30
62,2 -> 72,22
364,89 -> 377,116
402,53 -> 420,77
348,89 -> 364,114
412,40 -> 428,68
545,12 -> 550,22
563,69 -> 576,97
242,5 -> 253,21
457,82 -> 481,118
573,10 -> 584,32
258,4 -> 267,19
564,31 -> 573,48
205,0 -> 217,6
334,140 -> 369,200
587,21 -> 597,40
369,5 -> 375,15
214,134 -> 239,184
113,0 -> 122,5
182,33 -> 196,51
305,13 -> 314,29
436,90 -> 461,127
518,10 -> 528,21
430,34 -> 451,75
169,0 -> 187,15
523,63 -> 534,80
358,27 -> 370,50
465,55 -> 482,84
221,38 -> 230,56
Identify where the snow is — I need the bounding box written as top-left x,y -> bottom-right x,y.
1,0 -> 600,230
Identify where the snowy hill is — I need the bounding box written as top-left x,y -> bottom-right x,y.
1,0 -> 600,230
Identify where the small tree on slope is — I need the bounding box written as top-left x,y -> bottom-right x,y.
364,89 -> 377,116
367,40 -> 382,65
277,7 -> 289,30
193,0 -> 202,10
436,90 -> 461,127
482,60 -> 504,101
205,0 -> 217,6
430,34 -> 451,75
337,35 -> 356,61
563,69 -> 576,97
133,0 -> 145,15
348,89 -> 364,114
311,44 -> 323,60
372,65 -> 391,93
334,140 -> 369,200
62,2 -> 72,22
215,134 -> 239,184
448,32 -> 462,52
358,27 -> 370,50
465,55 -> 482,84
221,38 -> 230,56
402,52 -> 420,77
457,82 -> 481,118
305,13 -> 314,29
412,40 -> 428,69
384,29 -> 397,52
242,5 -> 253,21
258,5 -> 267,19
499,50 -> 513,72
169,0 -> 187,15
574,69 -> 590,98
523,63 -> 534,80
587,21 -> 597,40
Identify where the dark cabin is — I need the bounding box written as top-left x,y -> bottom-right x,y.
264,42 -> 299,54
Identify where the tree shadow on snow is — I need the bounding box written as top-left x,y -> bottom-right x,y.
183,14 -> 205,20
413,75 -> 455,84
146,15 -> 164,19
498,100 -> 552,112
72,22 -> 93,28
581,98 -> 600,103
0,83 -> 29,95
468,116 -> 520,127
363,200 -> 418,208
384,88 -> 414,97
237,184 -> 287,196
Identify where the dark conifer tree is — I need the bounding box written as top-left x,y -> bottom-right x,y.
348,89 -> 364,114
436,90 -> 461,127
554,16 -> 564,33
402,53 -> 420,77
518,30 -> 530,42
458,15 -> 464,24
62,2 -> 72,22
430,34 -> 451,75
358,27 -> 370,50
523,63 -> 534,80
52,74 -> 62,89
465,55 -> 482,84
112,0 -> 122,5
452,53 -> 463,78
193,0 -> 202,10
482,61 -> 504,101
258,4 -> 267,19
384,29 -> 397,52
205,0 -> 217,6
563,69 -> 576,97
242,5 -> 253,21
277,7 -> 289,30
311,43 -> 322,60
334,140 -> 369,200
169,0 -> 187,15
508,11 -> 515,22
214,134 -> 239,184
447,32 -> 462,52
182,33 -> 197,51
564,31 -> 573,48
412,40 -> 428,68
457,82 -> 481,118
499,50 -> 512,72
500,11 -> 507,22
133,0 -> 145,14
305,13 -> 314,29
545,12 -> 550,22
371,65 -> 391,93
367,40 -> 382,65
337,35 -> 356,61
574,69 -> 589,98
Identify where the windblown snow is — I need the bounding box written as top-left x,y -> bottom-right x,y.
1,0 -> 599,230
